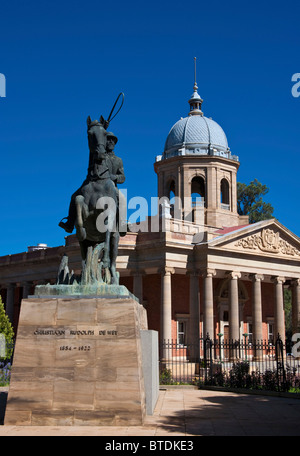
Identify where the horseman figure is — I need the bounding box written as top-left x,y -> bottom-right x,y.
59,110 -> 126,286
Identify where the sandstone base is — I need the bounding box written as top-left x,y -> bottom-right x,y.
4,297 -> 148,426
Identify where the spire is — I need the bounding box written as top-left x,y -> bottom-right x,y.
188,57 -> 203,116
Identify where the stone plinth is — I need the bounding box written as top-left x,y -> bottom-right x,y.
5,297 -> 148,426
33,283 -> 138,301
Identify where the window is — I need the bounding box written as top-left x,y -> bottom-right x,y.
247,323 -> 253,344
220,178 -> 230,209
191,176 -> 205,202
177,320 -> 187,346
191,176 -> 205,222
168,180 -> 176,218
268,323 -> 274,344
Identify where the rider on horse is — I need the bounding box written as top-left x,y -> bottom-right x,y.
59,119 -> 126,236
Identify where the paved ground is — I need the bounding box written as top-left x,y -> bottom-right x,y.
0,387 -> 300,436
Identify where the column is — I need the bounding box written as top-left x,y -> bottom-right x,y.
6,283 -> 15,323
177,166 -> 182,220
228,272 -> 241,342
291,279 -> 300,335
188,270 -> 200,360
161,267 -> 174,362
202,269 -> 216,339
251,274 -> 264,342
273,276 -> 286,341
133,272 -> 143,304
160,267 -> 174,344
22,281 -> 32,299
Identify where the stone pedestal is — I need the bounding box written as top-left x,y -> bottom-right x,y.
140,330 -> 159,415
5,297 -> 148,426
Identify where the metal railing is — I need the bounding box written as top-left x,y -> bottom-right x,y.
159,335 -> 300,392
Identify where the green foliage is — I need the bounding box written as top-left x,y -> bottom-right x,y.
0,362 -> 11,386
160,368 -> 174,385
237,178 -> 274,223
228,361 -> 251,388
207,364 -> 300,393
159,368 -> 198,386
0,297 -> 14,361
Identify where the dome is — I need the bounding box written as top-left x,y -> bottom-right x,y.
156,76 -> 239,163
164,115 -> 229,156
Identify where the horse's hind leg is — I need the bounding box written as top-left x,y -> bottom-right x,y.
75,195 -> 88,242
101,200 -> 117,270
109,232 -> 120,285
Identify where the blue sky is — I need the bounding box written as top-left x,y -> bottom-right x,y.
0,0 -> 299,255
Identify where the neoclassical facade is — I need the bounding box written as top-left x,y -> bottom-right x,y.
1,80 -> 300,348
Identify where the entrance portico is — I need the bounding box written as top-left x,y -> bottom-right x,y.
155,218 -> 300,348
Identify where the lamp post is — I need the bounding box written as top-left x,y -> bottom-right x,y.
217,333 -> 223,362
243,333 -> 249,360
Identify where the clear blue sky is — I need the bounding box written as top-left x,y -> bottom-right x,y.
0,0 -> 299,255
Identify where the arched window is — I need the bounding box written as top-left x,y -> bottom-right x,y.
191,176 -> 205,207
168,180 -> 176,199
168,180 -> 176,218
220,178 -> 230,210
191,176 -> 205,222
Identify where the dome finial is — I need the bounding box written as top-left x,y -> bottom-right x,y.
194,56 -> 198,90
189,57 -> 203,116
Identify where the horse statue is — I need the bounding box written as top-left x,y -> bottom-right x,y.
58,94 -> 125,287
74,116 -> 121,285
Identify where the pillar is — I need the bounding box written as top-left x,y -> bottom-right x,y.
291,278 -> 300,334
133,272 -> 143,305
251,274 -> 264,342
228,272 -> 241,342
6,283 -> 15,323
160,267 -> 174,343
202,269 -> 216,339
160,267 -> 174,362
22,281 -> 32,299
188,270 -> 200,359
273,276 -> 286,341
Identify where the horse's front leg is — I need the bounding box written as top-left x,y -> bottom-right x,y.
75,195 -> 88,241
102,230 -> 111,270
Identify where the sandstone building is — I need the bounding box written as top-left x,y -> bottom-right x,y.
1,80 -> 300,349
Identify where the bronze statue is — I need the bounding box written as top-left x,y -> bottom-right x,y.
58,94 -> 126,286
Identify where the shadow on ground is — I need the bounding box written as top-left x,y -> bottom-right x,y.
155,390 -> 300,436
1,387 -> 300,436
0,391 -> 8,425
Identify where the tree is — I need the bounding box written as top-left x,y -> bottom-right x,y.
237,179 -> 274,223
0,297 -> 14,361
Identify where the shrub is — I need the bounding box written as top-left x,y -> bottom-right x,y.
228,361 -> 251,388
0,362 -> 11,386
160,368 -> 174,385
0,297 -> 14,362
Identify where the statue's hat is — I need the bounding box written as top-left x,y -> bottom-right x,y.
107,132 -> 118,144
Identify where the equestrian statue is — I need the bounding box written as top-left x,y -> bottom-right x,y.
58,93 -> 126,287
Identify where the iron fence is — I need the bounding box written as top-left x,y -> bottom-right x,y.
159,335 -> 300,392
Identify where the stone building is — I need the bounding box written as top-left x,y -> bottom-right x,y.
1,79 -> 300,348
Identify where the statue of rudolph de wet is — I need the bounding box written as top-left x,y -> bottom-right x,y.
58,94 -> 127,286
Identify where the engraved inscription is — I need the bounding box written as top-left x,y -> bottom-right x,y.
33,328 -> 118,337
33,326 -> 118,354
59,345 -> 91,351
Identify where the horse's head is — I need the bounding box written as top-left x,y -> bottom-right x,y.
87,116 -> 108,158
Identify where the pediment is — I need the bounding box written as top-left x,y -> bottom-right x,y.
207,219 -> 300,259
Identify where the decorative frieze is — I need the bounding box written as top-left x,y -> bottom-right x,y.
235,229 -> 300,257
